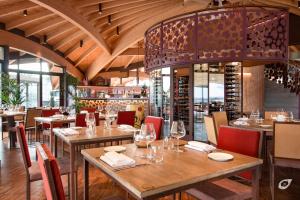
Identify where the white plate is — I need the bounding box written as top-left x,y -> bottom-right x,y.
104,146 -> 126,153
208,152 -> 234,162
259,124 -> 272,128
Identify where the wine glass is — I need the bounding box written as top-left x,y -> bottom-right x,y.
288,112 -> 294,122
140,123 -> 156,158
85,113 -> 96,133
170,121 -> 186,152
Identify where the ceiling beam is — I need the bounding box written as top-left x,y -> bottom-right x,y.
0,29 -> 83,79
86,1 -> 206,80
47,23 -> 75,42
29,0 -> 111,54
74,46 -> 98,67
53,31 -> 84,50
0,1 -> 39,18
25,17 -> 65,37
121,48 -> 144,56
124,56 -> 136,69
64,37 -> 92,58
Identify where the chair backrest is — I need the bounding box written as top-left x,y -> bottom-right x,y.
204,116 -> 217,145
144,116 -> 164,140
16,125 -> 32,170
75,113 -> 99,127
274,122 -> 300,160
42,109 -> 59,117
36,143 -> 65,200
217,126 -> 261,180
265,111 -> 288,120
80,107 -> 96,113
117,111 -> 136,127
25,108 -> 42,128
212,111 -> 228,136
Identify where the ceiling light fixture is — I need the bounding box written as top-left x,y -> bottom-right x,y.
98,3 -> 103,14
108,15 -> 112,25
116,26 -> 120,35
80,40 -> 84,47
23,10 -> 28,16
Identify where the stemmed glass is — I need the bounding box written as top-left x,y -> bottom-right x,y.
170,121 -> 186,152
85,113 -> 96,134
140,123 -> 156,158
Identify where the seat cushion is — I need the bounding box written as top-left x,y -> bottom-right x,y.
186,178 -> 252,200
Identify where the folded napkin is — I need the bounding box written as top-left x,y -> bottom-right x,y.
185,141 -> 216,153
237,117 -> 249,121
100,151 -> 135,168
60,128 -> 79,136
233,121 -> 249,126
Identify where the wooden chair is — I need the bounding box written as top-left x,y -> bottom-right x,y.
117,111 -> 136,127
25,108 -> 42,143
144,116 -> 164,140
186,126 -> 261,200
204,116 -> 217,146
16,125 -> 75,200
269,122 -> 300,199
212,111 -> 228,136
264,111 -> 288,120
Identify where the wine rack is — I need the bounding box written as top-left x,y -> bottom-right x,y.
224,64 -> 243,120
149,70 -> 163,117
173,71 -> 190,133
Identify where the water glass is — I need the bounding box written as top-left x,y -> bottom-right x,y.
149,143 -> 164,163
170,121 -> 186,152
85,113 -> 96,134
163,135 -> 174,150
140,123 -> 156,158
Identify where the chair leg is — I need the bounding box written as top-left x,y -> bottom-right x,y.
26,181 -> 30,200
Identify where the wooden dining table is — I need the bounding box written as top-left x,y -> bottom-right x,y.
34,116 -> 76,151
229,119 -> 274,132
53,126 -> 136,200
81,142 -> 263,200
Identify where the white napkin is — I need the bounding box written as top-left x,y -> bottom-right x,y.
233,121 -> 249,126
185,141 -> 216,153
60,128 -> 79,136
118,125 -> 136,131
237,117 -> 249,121
80,110 -> 88,114
100,151 -> 135,168
276,115 -> 286,122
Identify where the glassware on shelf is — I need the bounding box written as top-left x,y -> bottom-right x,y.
170,121 -> 186,152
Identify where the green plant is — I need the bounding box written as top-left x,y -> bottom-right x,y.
1,74 -> 25,106
67,74 -> 85,113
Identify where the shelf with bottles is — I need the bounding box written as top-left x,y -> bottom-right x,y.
224,63 -> 242,120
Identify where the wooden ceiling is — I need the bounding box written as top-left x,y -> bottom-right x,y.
0,0 -> 299,80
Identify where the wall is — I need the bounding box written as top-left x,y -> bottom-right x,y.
243,65 -> 265,113
264,78 -> 299,118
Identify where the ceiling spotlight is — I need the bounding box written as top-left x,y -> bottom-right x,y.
98,3 -> 103,14
108,15 -> 112,25
42,35 -> 47,44
80,40 -> 83,47
23,10 -> 28,16
116,26 -> 120,35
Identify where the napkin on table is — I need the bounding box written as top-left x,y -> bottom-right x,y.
185,141 -> 216,153
233,121 -> 249,126
60,128 -> 79,136
100,151 -> 135,168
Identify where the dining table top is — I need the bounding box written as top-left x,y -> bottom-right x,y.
0,111 -> 26,117
229,119 -> 274,132
53,126 -> 136,144
81,142 -> 263,199
34,115 -> 76,123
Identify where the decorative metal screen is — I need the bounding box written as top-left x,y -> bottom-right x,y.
144,7 -> 289,71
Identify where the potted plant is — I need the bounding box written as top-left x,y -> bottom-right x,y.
1,74 -> 25,107
67,74 -> 85,113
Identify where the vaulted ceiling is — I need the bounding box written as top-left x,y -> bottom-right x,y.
0,0 -> 299,81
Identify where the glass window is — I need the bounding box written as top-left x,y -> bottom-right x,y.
9,72 -> 17,80
20,73 -> 40,108
0,47 -> 4,60
19,58 -> 41,71
42,75 -> 60,107
9,64 -> 18,69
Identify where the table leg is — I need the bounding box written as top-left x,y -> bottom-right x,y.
252,167 -> 260,200
35,120 -> 38,142
50,122 -> 53,153
83,158 -> 89,200
54,134 -> 58,157
70,144 -> 76,200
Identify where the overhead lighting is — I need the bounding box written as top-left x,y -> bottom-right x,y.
116,26 -> 120,35
80,40 -> 83,47
23,10 -> 28,16
108,15 -> 112,25
98,3 -> 103,14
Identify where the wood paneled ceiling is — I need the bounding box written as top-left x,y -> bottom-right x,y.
0,0 -> 299,80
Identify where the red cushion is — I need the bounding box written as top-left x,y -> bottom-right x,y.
117,111 -> 136,127
217,126 -> 261,180
37,144 -> 65,200
18,125 -> 31,167
42,109 -> 61,129
145,116 -> 164,140
80,107 -> 96,113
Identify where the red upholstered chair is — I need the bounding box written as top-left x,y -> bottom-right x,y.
36,143 -> 66,200
217,126 -> 261,180
41,108 -> 61,129
16,125 -> 74,200
186,126 -> 261,200
144,116 -> 164,140
75,113 -> 100,127
80,107 -> 96,113
117,111 -> 136,127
